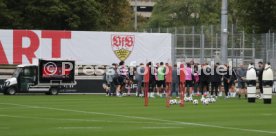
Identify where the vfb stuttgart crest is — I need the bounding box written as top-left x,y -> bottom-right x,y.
112,35 -> 135,61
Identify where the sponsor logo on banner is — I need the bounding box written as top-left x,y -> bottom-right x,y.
111,35 -> 135,61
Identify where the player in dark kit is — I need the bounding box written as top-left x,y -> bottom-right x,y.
223,65 -> 237,98
223,65 -> 231,98
199,63 -> 211,97
257,61 -> 264,99
211,63 -> 222,98
148,62 -> 156,98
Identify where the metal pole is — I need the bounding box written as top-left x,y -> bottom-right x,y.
221,0 -> 228,64
215,33 -> 218,63
268,31 -> 271,62
266,33 -> 268,62
134,0 -> 138,31
200,25 -> 205,64
231,24 -> 234,66
252,32 -> 256,64
239,34 -> 242,67
273,33 -> 275,61
242,30 -> 245,64
172,34 -> 176,64
183,27 -> 186,58
216,33 -> 218,51
192,26 -> 195,60
211,25 -> 214,60
175,27 -> 178,62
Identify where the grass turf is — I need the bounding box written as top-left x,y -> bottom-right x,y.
0,94 -> 276,136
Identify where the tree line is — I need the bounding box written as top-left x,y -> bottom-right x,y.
0,0 -> 275,33
0,0 -> 132,31
147,0 -> 276,33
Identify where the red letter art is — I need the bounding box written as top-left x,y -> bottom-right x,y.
13,30 -> 39,64
0,41 -> 8,64
42,31 -> 71,58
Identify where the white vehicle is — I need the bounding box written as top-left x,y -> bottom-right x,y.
1,59 -> 76,95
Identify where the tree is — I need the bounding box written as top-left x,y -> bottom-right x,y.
148,0 -> 276,33
199,0 -> 220,25
228,0 -> 241,33
0,0 -> 133,31
233,0 -> 276,33
147,0 -> 220,28
61,0 -> 100,30
0,0 -> 23,29
96,0 -> 132,31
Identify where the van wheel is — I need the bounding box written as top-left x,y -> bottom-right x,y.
49,88 -> 59,95
6,87 -> 16,95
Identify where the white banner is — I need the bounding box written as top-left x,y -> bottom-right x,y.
0,30 -> 171,65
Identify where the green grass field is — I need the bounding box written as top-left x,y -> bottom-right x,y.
0,94 -> 276,136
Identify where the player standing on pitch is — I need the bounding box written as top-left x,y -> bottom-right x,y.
199,63 -> 211,97
165,63 -> 172,107
135,63 -> 144,97
257,61 -> 264,99
157,62 -> 166,97
185,63 -> 193,98
127,66 -> 134,96
210,63 -> 222,98
171,64 -> 179,98
236,64 -> 247,99
148,62 -> 156,98
193,64 -> 200,96
116,61 -> 129,97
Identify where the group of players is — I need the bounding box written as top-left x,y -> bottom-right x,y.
103,60 -> 267,99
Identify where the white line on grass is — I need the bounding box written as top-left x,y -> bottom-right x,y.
0,107 -> 30,110
142,127 -> 182,129
57,127 -> 102,129
43,99 -> 91,101
0,114 -> 173,125
1,103 -> 276,134
262,113 -> 273,116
